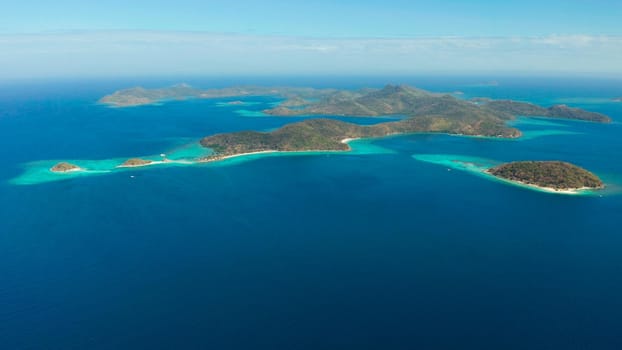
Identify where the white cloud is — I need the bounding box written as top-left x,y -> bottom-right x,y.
1,31 -> 621,78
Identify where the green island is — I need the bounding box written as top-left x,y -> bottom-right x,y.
487,161 -> 604,193
50,162 -> 82,173
412,155 -> 606,195
118,158 -> 155,168
199,117 -> 518,160
265,85 -> 611,123
99,84 -> 341,107
99,83 -> 611,125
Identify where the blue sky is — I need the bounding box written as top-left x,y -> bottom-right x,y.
2,0 -> 622,36
1,0 -> 621,78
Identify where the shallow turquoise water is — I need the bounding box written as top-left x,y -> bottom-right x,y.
11,138 -> 392,185
8,117 -> 585,186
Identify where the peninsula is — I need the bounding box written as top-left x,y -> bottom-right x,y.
487,161 -> 604,193
51,162 -> 82,173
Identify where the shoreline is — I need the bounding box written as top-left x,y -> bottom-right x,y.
46,140 -> 362,177
116,159 -> 195,168
198,137 -> 362,163
483,169 -> 602,195
116,160 -> 161,168
341,137 -> 360,144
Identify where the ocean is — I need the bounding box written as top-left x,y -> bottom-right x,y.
1,76 -> 622,349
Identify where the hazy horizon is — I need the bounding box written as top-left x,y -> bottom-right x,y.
2,0 -> 622,79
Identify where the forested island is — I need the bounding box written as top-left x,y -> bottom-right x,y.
118,158 -> 155,167
473,99 -> 611,123
199,117 -> 519,160
264,86 -> 611,123
99,83 -> 611,124
99,84 -> 340,107
487,161 -> 604,192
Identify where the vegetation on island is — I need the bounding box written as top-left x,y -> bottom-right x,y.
100,83 -> 611,124
264,86 -> 610,123
51,162 -> 81,173
488,161 -> 604,190
200,117 -> 520,159
481,100 -> 611,123
200,119 -> 360,157
99,84 -> 340,107
265,85 -> 488,117
119,158 -> 154,167
279,97 -> 311,107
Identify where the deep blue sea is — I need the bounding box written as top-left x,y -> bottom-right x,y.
1,76 -> 622,349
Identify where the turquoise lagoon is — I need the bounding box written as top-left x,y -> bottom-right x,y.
11,138 -> 392,185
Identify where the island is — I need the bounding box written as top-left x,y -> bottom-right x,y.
99,84 -> 340,107
118,158 -> 155,168
480,100 -> 611,123
199,117 -> 520,161
264,86 -> 610,123
50,162 -> 82,173
487,161 -> 604,193
613,97 -> 622,102
99,83 -> 611,124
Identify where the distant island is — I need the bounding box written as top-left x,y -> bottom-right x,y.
99,84 -> 340,107
264,86 -> 611,123
613,97 -> 622,102
487,161 -> 604,193
51,162 -> 82,173
98,83 -> 611,124
118,158 -> 155,168
476,100 -> 611,123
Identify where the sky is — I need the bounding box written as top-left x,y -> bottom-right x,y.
1,0 -> 621,78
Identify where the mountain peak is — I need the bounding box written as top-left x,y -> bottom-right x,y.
379,84 -> 428,95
